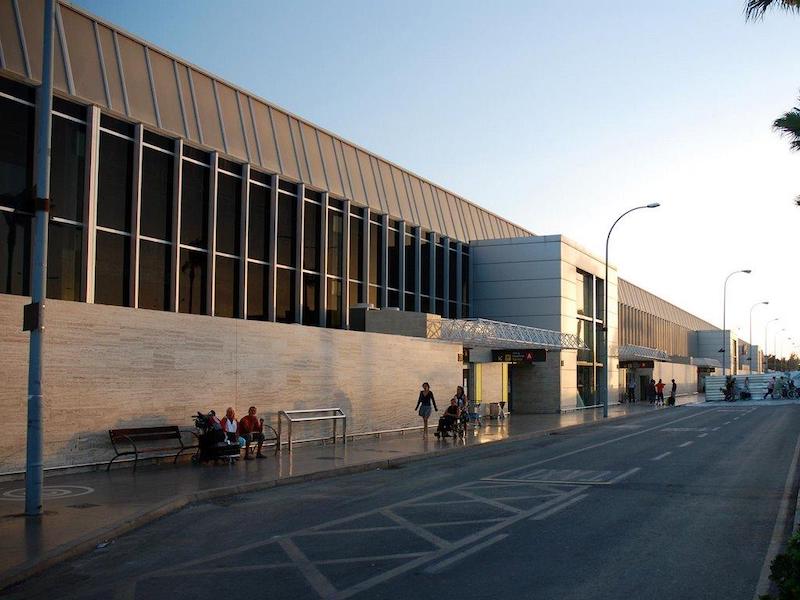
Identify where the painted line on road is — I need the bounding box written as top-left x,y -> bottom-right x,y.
697,433 -> 708,438
381,509 -> 451,548
530,494 -> 588,521
754,430 -> 800,599
712,427 -> 721,431
279,538 -> 338,599
424,534 -> 509,574
485,410 -> 716,481
651,452 -> 672,461
724,421 -> 731,425
678,441 -> 693,448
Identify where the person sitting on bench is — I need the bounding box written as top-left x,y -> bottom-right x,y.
435,398 -> 461,438
239,406 -> 268,460
220,407 -> 241,444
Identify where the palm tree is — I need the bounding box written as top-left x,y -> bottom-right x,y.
774,101 -> 800,151
745,0 -> 800,20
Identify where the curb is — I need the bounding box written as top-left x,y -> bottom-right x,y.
0,404 -> 682,591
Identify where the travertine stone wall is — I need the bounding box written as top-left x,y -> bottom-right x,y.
0,294 -> 462,473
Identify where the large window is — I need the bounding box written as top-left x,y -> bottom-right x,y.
420,233 -> 431,313
178,147 -> 210,314
369,214 -> 382,307
276,179 -> 297,323
404,229 -> 416,311
48,101 -> 87,301
387,220 -> 400,308
302,190 -> 322,325
434,236 -> 445,316
0,84 -> 35,295
246,171 -> 270,321
95,116 -> 133,307
139,132 -> 174,311
348,206 -> 364,306
326,201 -> 343,328
448,241 -> 458,317
461,245 -> 470,317
214,162 -> 242,318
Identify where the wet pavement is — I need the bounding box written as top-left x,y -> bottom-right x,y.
0,396 -> 699,589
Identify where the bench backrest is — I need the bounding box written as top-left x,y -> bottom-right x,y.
109,426 -> 182,445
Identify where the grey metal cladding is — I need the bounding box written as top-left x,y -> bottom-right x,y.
618,279 -> 716,331
1,0 -> 532,243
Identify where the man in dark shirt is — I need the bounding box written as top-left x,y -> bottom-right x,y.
239,406 -> 267,460
435,399 -> 460,438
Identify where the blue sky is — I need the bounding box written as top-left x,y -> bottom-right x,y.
75,0 -> 800,353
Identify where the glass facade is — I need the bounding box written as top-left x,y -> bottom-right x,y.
0,76 -> 471,331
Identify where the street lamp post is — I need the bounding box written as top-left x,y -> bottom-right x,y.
721,270 -> 751,377
602,202 -> 661,418
25,0 -> 55,517
749,301 -> 768,373
765,318 -> 779,372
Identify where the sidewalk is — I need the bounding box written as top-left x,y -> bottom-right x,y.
0,397 -> 698,589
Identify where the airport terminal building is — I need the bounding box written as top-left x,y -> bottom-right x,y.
0,1 -> 751,472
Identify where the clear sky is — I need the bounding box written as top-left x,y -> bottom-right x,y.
75,0 -> 800,356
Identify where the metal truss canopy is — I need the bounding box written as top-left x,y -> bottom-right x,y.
427,318 -> 588,350
618,344 -> 669,362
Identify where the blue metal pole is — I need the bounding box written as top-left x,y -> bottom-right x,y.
25,0 -> 55,517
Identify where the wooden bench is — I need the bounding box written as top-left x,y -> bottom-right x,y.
107,426 -> 198,472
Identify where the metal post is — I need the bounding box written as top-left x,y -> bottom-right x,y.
602,203 -> 660,418
25,0 -> 56,517
749,302 -> 768,374
765,319 -> 779,373
722,270 -> 750,378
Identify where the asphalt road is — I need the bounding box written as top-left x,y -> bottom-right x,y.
4,404 -> 800,600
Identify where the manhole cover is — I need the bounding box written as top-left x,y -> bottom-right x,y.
1,485 -> 94,501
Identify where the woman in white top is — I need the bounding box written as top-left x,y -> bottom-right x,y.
220,407 -> 239,443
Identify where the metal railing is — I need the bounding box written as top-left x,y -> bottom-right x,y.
277,408 -> 347,452
618,344 -> 669,361
427,318 -> 587,350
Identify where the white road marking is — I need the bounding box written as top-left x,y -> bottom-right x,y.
456,490 -> 522,514
279,537 -> 338,599
651,452 -> 672,461
724,421 -> 731,425
530,494 -> 588,521
423,534 -> 509,574
697,433 -> 708,438
712,427 -> 721,431
678,441 -> 693,448
381,509 -> 451,548
485,410 -> 712,482
754,431 -> 800,599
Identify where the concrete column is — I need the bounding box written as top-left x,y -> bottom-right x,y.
363,208 -> 371,306
169,139 -> 182,312
428,231 -> 436,314
129,125 -> 143,308
414,227 -> 422,312
342,199 -> 351,329
398,221 -> 406,310
82,105 -> 100,304
455,241 -> 463,318
380,214 -> 388,308
239,164 -> 250,319
266,174 -> 278,322
295,183 -> 305,323
207,152 -> 218,316
319,192 -> 328,327
442,236 -> 450,318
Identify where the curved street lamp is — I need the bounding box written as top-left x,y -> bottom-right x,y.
721,270 -> 751,377
765,318 -> 780,372
749,301 -> 768,373
602,202 -> 661,418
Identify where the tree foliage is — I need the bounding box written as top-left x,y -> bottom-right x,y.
745,0 -> 800,21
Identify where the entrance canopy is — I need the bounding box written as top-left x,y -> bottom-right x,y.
618,344 -> 669,362
690,357 -> 722,368
427,318 -> 588,351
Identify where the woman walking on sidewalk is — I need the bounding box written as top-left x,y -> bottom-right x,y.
416,382 -> 438,437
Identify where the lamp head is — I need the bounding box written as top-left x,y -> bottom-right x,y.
646,203 -> 661,208
763,301 -> 770,305
743,269 -> 752,274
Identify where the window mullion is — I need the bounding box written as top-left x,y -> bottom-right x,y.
83,105 -> 100,303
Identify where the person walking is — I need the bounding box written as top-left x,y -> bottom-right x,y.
416,382 -> 438,437
669,379 -> 677,406
655,379 -> 666,407
764,376 -> 776,400
647,379 -> 657,405
627,378 -> 636,403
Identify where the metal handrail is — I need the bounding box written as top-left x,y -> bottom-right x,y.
277,408 -> 346,452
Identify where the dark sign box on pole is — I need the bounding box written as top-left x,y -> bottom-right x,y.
491,349 -> 547,363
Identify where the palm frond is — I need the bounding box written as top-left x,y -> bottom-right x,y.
745,0 -> 800,20
773,105 -> 800,151
795,195 -> 800,207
